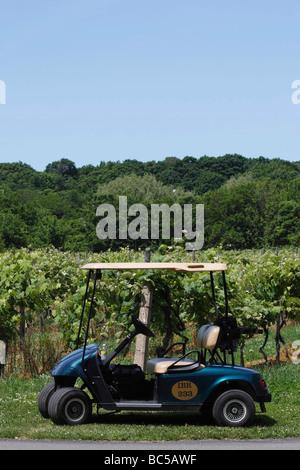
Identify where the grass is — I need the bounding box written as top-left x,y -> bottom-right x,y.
0,323 -> 299,441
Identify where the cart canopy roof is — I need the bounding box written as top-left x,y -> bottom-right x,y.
81,262 -> 227,272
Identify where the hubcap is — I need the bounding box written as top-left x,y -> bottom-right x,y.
65,398 -> 85,422
223,399 -> 247,423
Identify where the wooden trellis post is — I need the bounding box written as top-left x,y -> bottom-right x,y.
0,341 -> 6,377
134,248 -> 153,372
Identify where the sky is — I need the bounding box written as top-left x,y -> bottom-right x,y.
0,0 -> 300,171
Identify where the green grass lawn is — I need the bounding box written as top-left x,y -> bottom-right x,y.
0,359 -> 299,441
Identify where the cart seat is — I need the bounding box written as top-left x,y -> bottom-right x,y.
147,357 -> 203,374
146,325 -> 220,374
196,324 -> 220,350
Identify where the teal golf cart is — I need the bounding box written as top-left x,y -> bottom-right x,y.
38,262 -> 271,427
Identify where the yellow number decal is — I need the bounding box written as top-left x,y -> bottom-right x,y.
171,381 -> 198,400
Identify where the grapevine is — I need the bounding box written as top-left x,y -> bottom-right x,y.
0,246 -> 298,371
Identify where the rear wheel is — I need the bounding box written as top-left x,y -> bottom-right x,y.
48,387 -> 92,425
38,383 -> 55,419
212,389 -> 255,427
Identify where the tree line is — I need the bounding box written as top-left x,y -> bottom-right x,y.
0,154 -> 299,251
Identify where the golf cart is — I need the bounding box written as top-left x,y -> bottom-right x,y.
38,262 -> 271,427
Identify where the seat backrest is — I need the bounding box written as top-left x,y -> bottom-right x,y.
196,324 -> 220,351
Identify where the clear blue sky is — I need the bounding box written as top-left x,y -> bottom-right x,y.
0,0 -> 299,171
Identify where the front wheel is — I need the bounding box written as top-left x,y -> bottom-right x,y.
212,389 -> 255,427
48,387 -> 92,425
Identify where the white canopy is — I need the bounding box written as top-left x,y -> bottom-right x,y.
81,262 -> 227,272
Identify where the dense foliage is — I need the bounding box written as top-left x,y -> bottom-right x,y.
0,246 -> 299,356
0,155 -> 299,251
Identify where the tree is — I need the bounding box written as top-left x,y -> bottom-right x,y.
203,182 -> 263,249
266,200 -> 300,246
45,158 -> 78,178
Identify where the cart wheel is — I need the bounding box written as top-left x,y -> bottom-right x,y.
48,387 -> 92,426
212,389 -> 255,427
38,383 -> 56,419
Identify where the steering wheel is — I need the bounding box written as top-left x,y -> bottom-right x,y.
131,314 -> 155,338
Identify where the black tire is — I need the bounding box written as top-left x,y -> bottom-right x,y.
38,383 -> 56,419
212,389 -> 255,427
48,387 -> 92,426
